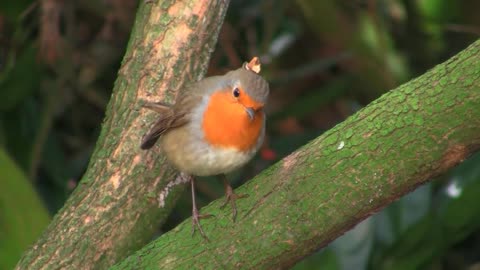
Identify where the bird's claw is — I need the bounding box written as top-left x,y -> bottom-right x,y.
191,208 -> 213,241
220,185 -> 249,222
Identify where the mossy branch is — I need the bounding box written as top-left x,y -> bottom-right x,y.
111,40 -> 480,269
15,0 -> 230,269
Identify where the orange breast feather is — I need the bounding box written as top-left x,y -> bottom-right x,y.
202,91 -> 263,152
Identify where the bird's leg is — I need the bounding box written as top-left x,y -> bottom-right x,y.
190,176 -> 213,240
219,174 -> 249,222
142,101 -> 170,113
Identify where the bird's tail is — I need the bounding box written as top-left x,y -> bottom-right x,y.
140,102 -> 174,149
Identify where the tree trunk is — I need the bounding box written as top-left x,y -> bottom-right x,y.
110,40 -> 480,269
15,1 -> 229,269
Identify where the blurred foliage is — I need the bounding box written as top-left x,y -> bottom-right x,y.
0,148 -> 50,270
0,0 -> 479,269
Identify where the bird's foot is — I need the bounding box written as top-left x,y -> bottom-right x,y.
191,206 -> 213,241
220,184 -> 249,222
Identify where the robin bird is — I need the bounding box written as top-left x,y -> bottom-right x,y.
140,57 -> 269,238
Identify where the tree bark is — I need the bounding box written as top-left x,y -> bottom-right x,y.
15,1 -> 229,269
110,40 -> 480,269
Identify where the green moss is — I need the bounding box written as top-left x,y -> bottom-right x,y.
102,195 -> 114,204
382,126 -> 396,137
405,113 -> 415,125
159,13 -> 172,26
322,133 -> 339,149
450,72 -> 461,83
414,116 -> 424,126
395,118 -> 405,128
160,0 -> 174,10
345,128 -> 354,139
410,97 -> 420,110
439,76 -> 449,86
463,77 -> 474,86
401,84 -> 414,94
188,15 -> 199,29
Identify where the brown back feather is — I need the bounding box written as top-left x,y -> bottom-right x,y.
140,82 -> 206,149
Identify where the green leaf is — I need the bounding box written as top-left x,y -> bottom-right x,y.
0,147 -> 50,270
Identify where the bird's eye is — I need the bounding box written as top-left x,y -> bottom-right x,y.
233,87 -> 240,98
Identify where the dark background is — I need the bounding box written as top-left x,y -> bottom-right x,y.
1,0 -> 479,269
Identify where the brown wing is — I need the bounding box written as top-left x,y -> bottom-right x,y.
140,83 -> 205,150
140,104 -> 175,149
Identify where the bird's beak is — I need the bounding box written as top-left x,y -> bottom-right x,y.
245,107 -> 255,121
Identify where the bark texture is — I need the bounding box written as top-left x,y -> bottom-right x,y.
16,1 -> 229,269
111,40 -> 480,269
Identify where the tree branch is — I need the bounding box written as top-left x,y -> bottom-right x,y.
111,40 -> 480,269
16,1 -> 230,269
